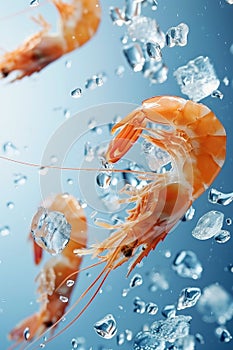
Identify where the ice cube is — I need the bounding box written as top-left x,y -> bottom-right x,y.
177,287 -> 201,310
166,23 -> 189,47
197,284 -> 233,324
174,56 -> 220,101
150,315 -> 192,342
93,314 -> 117,339
31,207 -> 71,255
127,16 -> 165,47
134,331 -> 166,350
123,43 -> 145,72
192,210 -> 224,240
172,250 -> 203,279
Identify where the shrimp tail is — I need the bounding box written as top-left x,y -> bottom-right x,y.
8,312 -> 43,343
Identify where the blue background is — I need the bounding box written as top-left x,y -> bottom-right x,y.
0,0 -> 232,349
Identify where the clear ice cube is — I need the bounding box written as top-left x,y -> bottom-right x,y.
172,250 -> 203,279
93,314 -> 117,339
214,230 -> 231,244
125,0 -> 142,21
127,16 -> 165,47
174,56 -> 220,101
197,284 -> 233,324
166,23 -> 189,48
192,210 -> 224,240
177,287 -> 201,310
143,61 -> 168,84
208,188 -> 233,206
215,326 -> 232,343
150,315 -> 192,342
146,42 -> 162,61
123,43 -> 145,72
31,207 -> 71,255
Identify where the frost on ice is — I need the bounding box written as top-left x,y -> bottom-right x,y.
174,56 -> 220,101
197,284 -> 233,324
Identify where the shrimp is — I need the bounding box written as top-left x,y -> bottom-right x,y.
8,193 -> 87,348
3,96 -> 226,347
0,0 -> 101,80
76,96 -> 226,275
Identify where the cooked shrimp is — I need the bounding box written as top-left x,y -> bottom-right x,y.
8,193 -> 87,348
3,96 -> 226,347
0,0 -> 101,80
77,96 -> 226,275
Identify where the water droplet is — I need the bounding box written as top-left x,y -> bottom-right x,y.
38,167 -> 48,176
30,0 -> 39,7
177,287 -> 201,310
66,279 -> 75,287
208,188 -> 233,206
50,155 -> 58,164
182,205 -> 195,221
164,250 -> 171,258
226,218 -> 232,225
133,297 -> 146,314
64,108 -> 71,119
84,142 -> 94,162
123,43 -> 145,72
211,89 -> 224,100
71,88 -> 82,98
59,295 -> 69,303
226,0 -> 233,4
115,65 -> 125,77
214,230 -> 231,243
0,226 -> 10,237
117,332 -> 125,345
67,178 -> 73,185
146,42 -> 162,61
6,202 -> 14,209
125,329 -> 133,341
195,333 -> 205,344
215,326 -> 232,343
192,210 -> 224,240
24,327 -> 30,340
166,23 -> 189,47
172,250 -> 203,279
14,173 -> 27,186
71,338 -> 78,349
161,304 -> 176,319
31,207 -> 71,255
93,314 -> 117,339
2,141 -> 19,155
174,56 -> 220,102
96,172 -> 112,189
65,60 -> 72,68
146,302 -> 158,315
122,288 -> 129,297
130,273 -> 143,288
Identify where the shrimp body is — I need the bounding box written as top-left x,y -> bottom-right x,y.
78,96 -> 226,274
0,0 -> 101,80
9,193 -> 87,345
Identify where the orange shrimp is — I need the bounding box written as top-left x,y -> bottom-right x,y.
76,96 -> 226,275
3,96 -> 226,347
0,0 -> 101,80
8,193 -> 87,348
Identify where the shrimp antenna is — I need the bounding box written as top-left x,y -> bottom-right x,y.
0,1 -> 48,21
54,260 -> 104,293
24,263 -> 111,350
0,155 -> 155,177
